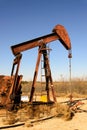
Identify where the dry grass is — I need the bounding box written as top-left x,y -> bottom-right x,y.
51,103 -> 74,121
1,78 -> 87,127
21,80 -> 87,97
2,111 -> 18,125
2,102 -> 74,126
1,98 -> 87,130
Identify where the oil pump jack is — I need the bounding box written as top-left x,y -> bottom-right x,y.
0,24 -> 72,110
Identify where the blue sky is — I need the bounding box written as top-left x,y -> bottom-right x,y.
0,0 -> 87,81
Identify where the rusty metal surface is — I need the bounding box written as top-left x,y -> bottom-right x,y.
0,53 -> 22,110
10,24 -> 72,105
0,24 -> 72,110
11,24 -> 71,56
53,24 -> 71,50
0,75 -> 22,110
0,76 -> 14,106
11,33 -> 58,56
29,44 -> 57,102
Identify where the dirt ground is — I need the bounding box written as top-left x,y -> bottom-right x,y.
0,98 -> 87,130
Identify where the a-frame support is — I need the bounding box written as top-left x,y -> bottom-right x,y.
6,54 -> 23,110
29,43 -> 56,102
